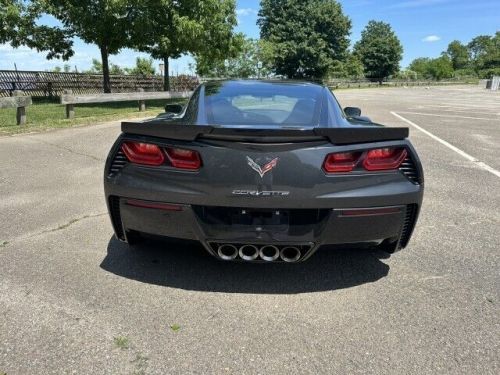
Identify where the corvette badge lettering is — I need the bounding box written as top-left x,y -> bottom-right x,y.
232,190 -> 290,197
246,156 -> 279,178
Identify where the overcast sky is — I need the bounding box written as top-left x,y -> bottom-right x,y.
0,0 -> 498,73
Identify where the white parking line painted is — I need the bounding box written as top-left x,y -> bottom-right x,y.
397,111 -> 495,121
391,111 -> 500,178
419,103 -> 500,110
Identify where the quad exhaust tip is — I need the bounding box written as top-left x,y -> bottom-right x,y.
239,244 -> 260,261
280,246 -> 301,262
217,244 -> 238,260
259,245 -> 280,261
216,243 -> 302,262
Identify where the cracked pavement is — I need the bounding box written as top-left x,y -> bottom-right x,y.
0,87 -> 499,374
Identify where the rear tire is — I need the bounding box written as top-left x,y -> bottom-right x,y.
378,238 -> 399,255
125,230 -> 142,246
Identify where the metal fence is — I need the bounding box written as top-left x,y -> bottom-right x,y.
0,70 -> 199,97
324,78 -> 477,89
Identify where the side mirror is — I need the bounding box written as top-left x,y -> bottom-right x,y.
344,107 -> 362,117
164,104 -> 183,114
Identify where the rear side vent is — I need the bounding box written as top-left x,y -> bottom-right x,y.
399,157 -> 420,184
108,149 -> 127,176
109,196 -> 125,240
399,204 -> 418,248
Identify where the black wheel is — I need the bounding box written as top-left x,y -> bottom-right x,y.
378,238 -> 400,255
125,230 -> 142,246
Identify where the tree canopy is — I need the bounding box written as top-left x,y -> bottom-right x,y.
353,20 -> 403,83
409,32 -> 500,79
32,0 -> 138,92
129,0 -> 238,90
195,37 -> 271,78
446,40 -> 469,70
0,0 -> 73,60
408,56 -> 453,80
258,0 -> 351,79
468,32 -> 500,77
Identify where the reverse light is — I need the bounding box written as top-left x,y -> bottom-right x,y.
121,141 -> 165,166
363,148 -> 407,171
165,147 -> 202,170
323,152 -> 362,173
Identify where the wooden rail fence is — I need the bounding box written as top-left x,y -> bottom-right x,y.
0,70 -> 199,98
60,89 -> 192,119
0,90 -> 32,125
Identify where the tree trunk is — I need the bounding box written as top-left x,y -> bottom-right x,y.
163,57 -> 170,91
100,45 -> 111,93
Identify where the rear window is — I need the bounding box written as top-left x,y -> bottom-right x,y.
204,82 -> 323,126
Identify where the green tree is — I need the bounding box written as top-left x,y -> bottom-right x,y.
353,20 -> 403,84
110,63 -> 125,75
195,37 -> 269,78
445,40 -> 469,70
0,0 -> 73,59
38,0 -> 137,92
258,0 -> 351,79
126,57 -> 156,76
129,0 -> 238,90
345,54 -> 364,79
468,32 -> 500,77
87,58 -> 103,74
408,56 -> 454,80
427,55 -> 454,80
409,57 -> 432,79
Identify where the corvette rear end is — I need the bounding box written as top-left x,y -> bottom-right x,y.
104,80 -> 423,262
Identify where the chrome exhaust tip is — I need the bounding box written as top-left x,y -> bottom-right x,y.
280,246 -> 301,262
217,244 -> 238,260
259,245 -> 280,261
239,244 -> 259,261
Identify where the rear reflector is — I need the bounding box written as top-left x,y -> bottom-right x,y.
125,199 -> 183,211
322,152 -> 362,173
165,147 -> 202,170
339,207 -> 402,217
363,148 -> 407,171
121,141 -> 165,166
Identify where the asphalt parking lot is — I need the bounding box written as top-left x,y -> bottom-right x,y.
0,85 -> 499,374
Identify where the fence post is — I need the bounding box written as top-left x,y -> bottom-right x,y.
13,90 -> 26,126
137,88 -> 146,111
64,89 -> 75,119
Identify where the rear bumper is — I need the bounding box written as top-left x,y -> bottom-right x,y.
107,195 -> 420,261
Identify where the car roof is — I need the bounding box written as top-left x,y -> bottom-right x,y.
204,79 -> 324,87
202,79 -> 325,97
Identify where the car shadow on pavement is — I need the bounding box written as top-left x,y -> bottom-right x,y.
100,236 -> 390,294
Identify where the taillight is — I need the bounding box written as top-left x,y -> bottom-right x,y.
121,141 -> 165,166
323,152 -> 362,173
363,148 -> 407,171
323,147 -> 407,173
165,147 -> 202,170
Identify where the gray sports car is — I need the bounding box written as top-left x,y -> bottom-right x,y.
104,80 -> 423,262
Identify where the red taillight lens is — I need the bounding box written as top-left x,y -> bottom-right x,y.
323,152 -> 362,173
121,141 -> 165,166
363,148 -> 407,171
165,147 -> 202,170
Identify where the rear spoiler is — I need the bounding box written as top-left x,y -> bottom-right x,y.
121,121 -> 409,145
